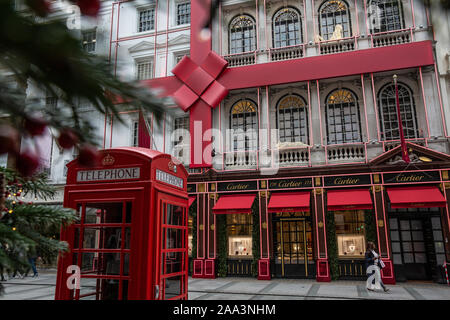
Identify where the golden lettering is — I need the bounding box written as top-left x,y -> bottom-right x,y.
395,175 -> 424,182
226,183 -> 249,190
333,177 -> 360,185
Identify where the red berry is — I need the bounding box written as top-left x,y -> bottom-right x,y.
24,116 -> 47,136
78,144 -> 100,167
57,129 -> 79,149
76,0 -> 100,17
0,125 -> 19,154
27,0 -> 51,17
16,151 -> 40,177
16,193 -> 21,197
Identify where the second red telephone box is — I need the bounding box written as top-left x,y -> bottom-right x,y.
55,147 -> 188,300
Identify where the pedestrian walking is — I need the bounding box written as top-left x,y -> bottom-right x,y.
365,241 -> 389,292
26,247 -> 40,278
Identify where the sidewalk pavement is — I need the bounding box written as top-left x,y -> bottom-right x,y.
1,269 -> 450,300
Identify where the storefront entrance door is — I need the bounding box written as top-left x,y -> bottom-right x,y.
273,217 -> 312,278
389,210 -> 445,281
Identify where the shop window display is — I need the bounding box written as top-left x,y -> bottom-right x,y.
226,214 -> 253,257
334,210 -> 366,257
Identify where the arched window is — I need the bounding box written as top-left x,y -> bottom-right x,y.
276,94 -> 309,144
378,83 -> 418,141
367,0 -> 404,34
229,15 -> 256,54
318,0 -> 352,40
230,99 -> 258,151
273,7 -> 303,48
325,88 -> 361,144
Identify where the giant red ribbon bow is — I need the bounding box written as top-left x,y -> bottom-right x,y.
172,51 -> 229,111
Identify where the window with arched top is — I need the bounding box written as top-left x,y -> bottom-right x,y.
230,99 -> 258,151
276,94 -> 309,144
229,15 -> 257,54
272,7 -> 303,48
325,88 -> 361,144
378,82 -> 418,141
367,0 -> 404,34
318,0 -> 352,40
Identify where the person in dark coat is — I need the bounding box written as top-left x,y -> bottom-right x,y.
365,241 -> 389,292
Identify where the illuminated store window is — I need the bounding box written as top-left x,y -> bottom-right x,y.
378,82 -> 418,141
229,15 -> 256,54
276,94 -> 309,144
334,210 -> 366,258
325,88 -> 362,144
230,99 -> 258,151
272,7 -> 303,48
227,214 -> 253,258
367,0 -> 404,34
318,0 -> 352,40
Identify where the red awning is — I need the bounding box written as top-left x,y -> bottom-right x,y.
213,194 -> 256,214
268,192 -> 310,213
188,196 -> 196,207
327,188 -> 373,211
387,186 -> 446,208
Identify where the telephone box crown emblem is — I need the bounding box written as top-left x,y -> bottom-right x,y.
102,154 -> 115,166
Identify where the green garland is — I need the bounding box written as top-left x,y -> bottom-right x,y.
364,210 -> 377,245
216,213 -> 227,277
251,196 -> 260,278
325,211 -> 339,280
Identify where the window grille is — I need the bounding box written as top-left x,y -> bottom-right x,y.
325,88 -> 361,144
177,2 -> 191,25
82,30 -> 96,53
273,7 -> 302,48
229,15 -> 256,54
318,0 -> 352,40
368,0 -> 404,33
136,60 -> 153,80
230,99 -> 258,151
378,82 -> 418,141
139,8 -> 155,32
276,94 -> 309,144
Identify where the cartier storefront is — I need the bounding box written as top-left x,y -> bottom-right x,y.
186,146 -> 450,284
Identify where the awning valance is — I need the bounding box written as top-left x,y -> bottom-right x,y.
327,188 -> 373,211
188,196 -> 196,207
212,194 -> 256,214
387,186 -> 446,208
268,192 -> 310,213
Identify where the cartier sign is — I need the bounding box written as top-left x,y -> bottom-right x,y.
77,167 -> 140,182
383,171 -> 440,183
268,178 -> 312,189
324,175 -> 371,187
217,180 -> 257,192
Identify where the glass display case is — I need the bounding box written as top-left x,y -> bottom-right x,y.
337,234 -> 365,257
228,236 -> 252,257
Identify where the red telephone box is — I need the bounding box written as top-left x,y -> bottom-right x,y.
55,147 -> 189,300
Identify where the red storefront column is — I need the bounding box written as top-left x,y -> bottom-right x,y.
192,184 -> 206,278
205,187 -> 217,279
372,180 -> 395,285
313,179 -> 330,282
258,190 -> 271,280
